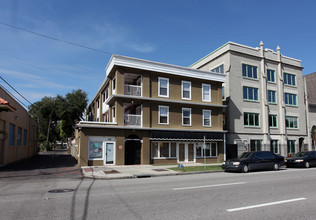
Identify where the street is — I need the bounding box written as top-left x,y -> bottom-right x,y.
1,154 -> 316,220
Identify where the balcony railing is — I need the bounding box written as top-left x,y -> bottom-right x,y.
124,114 -> 142,126
124,84 -> 141,96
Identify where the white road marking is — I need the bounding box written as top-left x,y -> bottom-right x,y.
172,182 -> 246,191
227,198 -> 307,212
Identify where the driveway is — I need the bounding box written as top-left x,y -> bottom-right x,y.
0,149 -> 82,180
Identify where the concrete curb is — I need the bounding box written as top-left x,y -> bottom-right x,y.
82,168 -> 224,180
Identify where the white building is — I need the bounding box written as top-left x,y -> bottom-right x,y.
191,41 -> 307,157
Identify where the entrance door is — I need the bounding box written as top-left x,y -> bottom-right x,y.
125,140 -> 141,165
178,143 -> 195,163
104,143 -> 114,165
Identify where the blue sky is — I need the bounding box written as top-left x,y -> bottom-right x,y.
0,0 -> 315,106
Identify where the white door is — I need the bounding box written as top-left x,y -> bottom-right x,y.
104,142 -> 114,165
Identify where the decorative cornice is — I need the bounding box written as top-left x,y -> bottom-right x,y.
106,55 -> 226,82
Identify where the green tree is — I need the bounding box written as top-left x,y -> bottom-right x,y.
28,89 -> 88,150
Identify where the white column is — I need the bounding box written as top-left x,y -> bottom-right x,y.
276,46 -> 286,156
259,41 -> 269,150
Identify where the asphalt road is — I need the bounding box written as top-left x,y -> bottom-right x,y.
1,154 -> 316,219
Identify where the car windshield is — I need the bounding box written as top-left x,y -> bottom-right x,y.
239,152 -> 253,159
294,152 -> 309,157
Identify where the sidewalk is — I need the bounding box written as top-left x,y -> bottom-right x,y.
81,163 -> 223,180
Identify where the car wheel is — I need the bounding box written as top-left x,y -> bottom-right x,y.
242,164 -> 249,173
305,161 -> 310,168
273,162 -> 279,170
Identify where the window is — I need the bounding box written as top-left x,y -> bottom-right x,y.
151,142 -> 177,158
103,86 -> 109,102
286,116 -> 298,129
112,77 -> 116,94
222,86 -> 225,100
242,64 -> 258,79
268,90 -> 277,104
203,110 -> 212,127
287,140 -> 296,154
269,115 -> 277,128
89,141 -> 103,159
17,127 -> 22,146
211,64 -> 224,73
23,129 -> 27,146
182,108 -> 191,126
182,81 -> 191,100
267,69 -> 275,83
160,142 -> 169,157
97,99 -> 100,109
196,143 -> 217,157
250,140 -> 262,151
112,106 -> 115,122
271,140 -> 279,154
285,93 -> 297,106
243,86 -> 259,101
244,112 -> 260,127
284,73 -> 296,86
9,123 -> 15,146
104,111 -> 109,122
159,105 -> 169,124
158,77 -> 169,97
202,83 -> 211,102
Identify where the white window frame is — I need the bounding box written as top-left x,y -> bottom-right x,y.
267,69 -> 276,83
181,81 -> 191,100
158,77 -> 169,98
112,77 -> 116,94
158,105 -> 169,125
286,116 -> 299,129
182,108 -> 192,126
151,142 -> 177,159
269,114 -> 278,128
112,106 -> 116,122
202,109 -> 212,127
195,142 -> 218,158
268,90 -> 277,104
202,83 -> 211,102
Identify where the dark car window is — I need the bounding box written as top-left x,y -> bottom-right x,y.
294,152 -> 309,157
262,151 -> 275,159
239,152 -> 253,159
255,152 -> 265,159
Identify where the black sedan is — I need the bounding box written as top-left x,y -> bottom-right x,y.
286,151 -> 316,168
222,151 -> 285,173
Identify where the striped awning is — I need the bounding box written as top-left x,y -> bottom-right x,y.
150,138 -> 223,142
150,131 -> 223,142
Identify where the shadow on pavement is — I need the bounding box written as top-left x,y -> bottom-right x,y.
0,149 -> 78,171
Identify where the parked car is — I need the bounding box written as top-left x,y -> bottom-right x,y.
222,151 -> 285,173
286,151 -> 316,168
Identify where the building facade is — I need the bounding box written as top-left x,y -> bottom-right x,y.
74,55 -> 226,166
191,41 -> 307,157
0,87 -> 38,166
304,72 -> 316,150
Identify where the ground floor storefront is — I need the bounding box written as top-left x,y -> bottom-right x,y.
73,127 -> 226,166
226,133 -> 308,159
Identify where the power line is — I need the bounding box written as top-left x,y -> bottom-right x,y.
0,76 -> 32,106
0,21 -> 114,55
0,83 -> 28,108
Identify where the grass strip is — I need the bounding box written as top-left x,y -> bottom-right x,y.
169,165 -> 223,172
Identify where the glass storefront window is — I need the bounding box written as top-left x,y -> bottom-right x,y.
89,141 -> 103,159
151,142 -> 159,158
171,143 -> 177,157
160,142 -> 169,157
